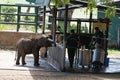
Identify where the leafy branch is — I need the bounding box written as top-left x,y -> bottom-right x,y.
86,0 -> 97,13
86,0 -> 116,18
50,0 -> 70,8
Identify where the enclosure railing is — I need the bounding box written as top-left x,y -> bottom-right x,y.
0,4 -> 47,33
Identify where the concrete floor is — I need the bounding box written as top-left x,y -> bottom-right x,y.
65,58 -> 120,73
0,50 -> 56,71
0,50 -> 120,80
0,49 -> 120,74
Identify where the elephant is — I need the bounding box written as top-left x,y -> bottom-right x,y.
15,36 -> 55,66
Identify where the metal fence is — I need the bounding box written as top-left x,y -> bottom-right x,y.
0,4 -> 44,33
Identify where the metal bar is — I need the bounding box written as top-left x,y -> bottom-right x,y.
17,6 -> 21,32
39,5 -> 84,13
0,4 -> 41,33
56,18 -> 99,22
35,6 -> 39,33
0,5 -> 1,20
0,13 -> 18,15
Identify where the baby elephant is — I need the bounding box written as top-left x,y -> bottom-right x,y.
15,36 -> 55,66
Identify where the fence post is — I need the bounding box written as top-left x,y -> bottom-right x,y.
35,6 -> 39,33
17,6 -> 21,32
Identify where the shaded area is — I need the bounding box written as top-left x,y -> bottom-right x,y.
65,56 -> 120,74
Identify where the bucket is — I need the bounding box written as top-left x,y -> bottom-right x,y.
92,48 -> 105,64
106,58 -> 110,67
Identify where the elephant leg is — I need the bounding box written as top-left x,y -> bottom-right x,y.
22,54 -> 26,65
44,47 -> 47,58
33,51 -> 40,66
16,52 -> 21,65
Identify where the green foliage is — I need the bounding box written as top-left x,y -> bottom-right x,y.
2,7 -> 17,22
108,49 -> 120,54
29,26 -> 35,32
50,0 -> 70,7
86,0 -> 116,19
6,0 -> 16,4
0,45 -> 15,50
86,0 -> 97,13
57,22 -> 77,33
0,24 -> 16,30
100,0 -> 113,5
0,24 -> 7,30
105,6 -> 116,18
70,24 -> 77,31
99,0 -> 116,18
67,24 -> 78,33
57,21 -> 64,32
22,16 -> 35,21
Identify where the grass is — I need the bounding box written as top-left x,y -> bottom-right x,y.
107,49 -> 120,54
0,45 -> 15,50
0,24 -> 16,31
0,24 -> 37,32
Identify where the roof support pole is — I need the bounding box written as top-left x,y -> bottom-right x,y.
42,6 -> 46,34
104,18 -> 109,66
52,6 -> 57,42
89,12 -> 92,34
63,4 -> 68,71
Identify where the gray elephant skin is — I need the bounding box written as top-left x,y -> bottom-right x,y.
15,37 -> 54,66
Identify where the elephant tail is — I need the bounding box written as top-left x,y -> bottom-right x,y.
14,51 -> 17,61
14,49 -> 18,61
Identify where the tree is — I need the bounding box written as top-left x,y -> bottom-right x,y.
86,0 -> 116,18
50,0 -> 116,18
50,0 -> 70,7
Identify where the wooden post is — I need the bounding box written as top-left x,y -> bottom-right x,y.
77,19 -> 81,33
104,18 -> 109,66
118,27 -> 120,49
63,5 -> 68,71
76,19 -> 81,68
42,6 -> 46,34
89,12 -> 92,34
52,6 -> 57,42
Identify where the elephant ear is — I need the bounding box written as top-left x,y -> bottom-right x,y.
47,38 -> 56,47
